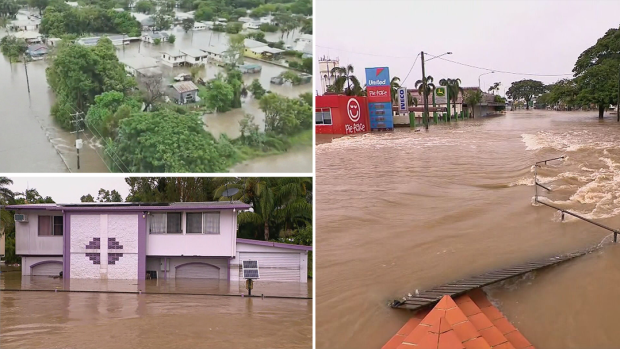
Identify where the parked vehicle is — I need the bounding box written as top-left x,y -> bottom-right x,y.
173,73 -> 192,82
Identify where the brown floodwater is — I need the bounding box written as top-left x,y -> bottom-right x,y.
0,18 -> 311,173
316,110 -> 620,348
0,270 -> 312,349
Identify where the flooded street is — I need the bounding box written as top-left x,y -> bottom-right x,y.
0,269 -> 312,348
316,110 -> 620,348
0,22 -> 311,173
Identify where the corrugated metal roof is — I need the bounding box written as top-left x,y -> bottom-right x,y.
172,81 -> 199,93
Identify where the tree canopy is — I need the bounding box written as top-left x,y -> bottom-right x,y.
506,79 -> 546,110
40,3 -> 142,37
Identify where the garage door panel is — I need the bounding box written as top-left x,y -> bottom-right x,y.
32,262 -> 62,276
239,252 -> 300,282
176,263 -> 220,279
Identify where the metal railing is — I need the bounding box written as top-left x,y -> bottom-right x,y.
534,156 -> 620,242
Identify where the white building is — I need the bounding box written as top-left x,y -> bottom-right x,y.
180,48 -> 209,65
142,32 -> 169,44
201,45 -> 227,64
161,51 -> 187,67
318,56 -> 340,94
8,202 -> 311,282
192,22 -> 207,31
119,55 -> 161,77
14,31 -> 42,44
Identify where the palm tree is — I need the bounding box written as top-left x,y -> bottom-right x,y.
488,82 -> 501,95
330,65 -> 362,96
0,177 -> 15,237
464,89 -> 483,118
414,75 -> 435,106
390,77 -> 401,103
408,94 -> 418,107
439,78 -> 464,113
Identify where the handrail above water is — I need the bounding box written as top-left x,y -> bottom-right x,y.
534,155 -> 620,242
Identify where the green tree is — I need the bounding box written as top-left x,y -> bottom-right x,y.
329,64 -> 362,96
464,89 -> 483,118
438,78 -> 463,112
134,0 -> 154,13
181,17 -> 195,33
259,93 -> 310,135
0,177 -> 15,239
282,71 -> 302,85
415,75 -> 436,107
0,35 -> 27,63
226,68 -> 244,108
488,82 -> 501,95
46,39 -> 135,130
189,63 -> 205,82
194,4 -> 214,21
28,0 -> 49,15
224,33 -> 244,66
238,113 -> 264,146
0,0 -> 19,18
80,194 -> 95,202
390,76 -> 401,103
547,78 -> 579,110
506,79 -> 546,111
97,189 -> 123,202
168,34 -> 176,44
573,26 -> 620,118
153,8 -> 172,31
248,78 -> 266,99
107,110 -> 232,172
153,37 -> 161,45
204,79 -> 234,112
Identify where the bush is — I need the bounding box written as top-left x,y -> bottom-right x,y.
154,38 -> 161,45
225,22 -> 242,34
212,23 -> 225,32
283,50 -> 303,58
168,34 -> 176,43
259,23 -> 278,32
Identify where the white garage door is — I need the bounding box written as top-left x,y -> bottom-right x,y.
239,252 -> 300,282
176,263 -> 220,279
32,262 -> 62,276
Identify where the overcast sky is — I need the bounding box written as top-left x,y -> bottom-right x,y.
8,177 -> 130,203
315,0 -> 620,95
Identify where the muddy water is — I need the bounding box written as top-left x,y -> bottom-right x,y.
316,110 -> 620,348
0,271 -> 312,349
0,21 -> 310,173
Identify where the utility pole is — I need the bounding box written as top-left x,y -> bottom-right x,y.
617,65 -> 620,122
70,110 -> 85,170
421,51 -> 429,130
23,56 -> 30,94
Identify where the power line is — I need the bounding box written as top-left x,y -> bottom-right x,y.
316,45 -> 575,77
424,53 -> 574,77
402,53 -> 421,85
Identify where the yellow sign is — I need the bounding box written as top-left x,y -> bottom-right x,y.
436,87 -> 446,97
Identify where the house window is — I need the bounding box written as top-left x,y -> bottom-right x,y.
195,57 -> 199,62
38,216 -> 63,236
185,212 -> 220,234
315,108 -> 332,125
149,213 -> 182,234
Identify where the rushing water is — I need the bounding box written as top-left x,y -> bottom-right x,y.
0,269 -> 312,349
0,21 -> 311,173
316,110 -> 620,348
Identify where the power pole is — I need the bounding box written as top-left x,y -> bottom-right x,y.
421,51 -> 429,130
23,56 -> 30,94
617,65 -> 619,122
70,110 -> 85,170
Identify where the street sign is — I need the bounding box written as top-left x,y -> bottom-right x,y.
435,87 -> 448,104
397,87 -> 408,112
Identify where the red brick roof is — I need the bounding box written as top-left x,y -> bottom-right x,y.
382,289 -> 534,349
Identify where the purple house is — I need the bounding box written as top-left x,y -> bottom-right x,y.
7,202 -> 311,282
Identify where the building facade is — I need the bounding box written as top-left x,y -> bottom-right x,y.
8,202 -> 311,283
316,95 -> 370,135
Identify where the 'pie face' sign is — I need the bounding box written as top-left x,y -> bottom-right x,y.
347,98 -> 361,122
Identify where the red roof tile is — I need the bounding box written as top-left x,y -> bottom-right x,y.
382,291 -> 535,349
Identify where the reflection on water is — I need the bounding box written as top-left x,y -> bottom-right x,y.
316,110 -> 620,348
0,23 -> 311,173
0,270 -> 312,349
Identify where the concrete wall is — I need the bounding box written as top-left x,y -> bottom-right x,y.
232,242 -> 308,283
14,210 -> 63,256
70,213 -> 139,279
21,255 -> 63,276
146,210 -> 236,257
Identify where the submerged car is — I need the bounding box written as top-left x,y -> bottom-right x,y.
173,73 -> 192,82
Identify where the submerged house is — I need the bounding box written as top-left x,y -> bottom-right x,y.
7,202 -> 311,282
243,38 -> 284,60
119,55 -> 161,79
142,31 -> 169,44
169,81 -> 199,104
26,44 -> 49,59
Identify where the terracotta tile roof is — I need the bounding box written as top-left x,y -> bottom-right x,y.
382,289 -> 534,349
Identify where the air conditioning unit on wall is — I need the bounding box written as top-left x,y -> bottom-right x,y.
14,214 -> 28,222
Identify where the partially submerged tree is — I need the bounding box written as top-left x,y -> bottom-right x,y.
0,35 -> 27,63
464,89 -> 483,118
506,79 -> 546,110
415,75 -> 436,107
181,17 -> 195,33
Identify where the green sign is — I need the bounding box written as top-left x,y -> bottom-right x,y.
435,87 -> 446,97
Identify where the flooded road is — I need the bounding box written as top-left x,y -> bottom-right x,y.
0,21 -> 311,173
0,270 -> 312,349
316,110 -> 620,348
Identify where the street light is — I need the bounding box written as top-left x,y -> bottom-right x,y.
421,51 -> 452,130
478,71 -> 495,90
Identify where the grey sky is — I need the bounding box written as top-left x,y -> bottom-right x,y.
8,177 -> 130,203
316,0 -> 620,95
